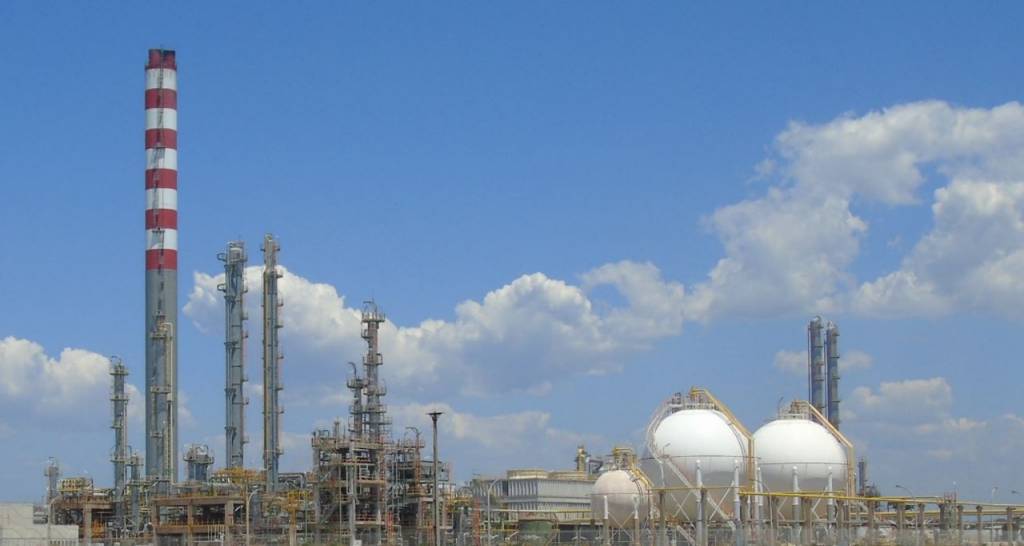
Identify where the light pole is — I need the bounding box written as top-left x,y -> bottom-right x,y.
245,488 -> 259,546
429,411 -> 443,546
45,496 -> 60,546
895,484 -> 916,499
485,478 -> 502,546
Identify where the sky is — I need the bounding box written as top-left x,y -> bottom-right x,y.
2,2 -> 1024,502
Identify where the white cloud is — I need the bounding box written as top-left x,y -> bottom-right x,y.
842,350 -> 873,372
850,377 -> 952,420
686,100 -> 1024,319
686,190 -> 865,320
856,180 -> 1024,317
390,403 -> 553,450
0,337 -> 120,416
773,350 -> 805,375
185,261 -> 686,397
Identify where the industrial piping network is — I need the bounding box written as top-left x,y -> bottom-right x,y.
37,48 -> 1024,546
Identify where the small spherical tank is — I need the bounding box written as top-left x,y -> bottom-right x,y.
590,469 -> 650,527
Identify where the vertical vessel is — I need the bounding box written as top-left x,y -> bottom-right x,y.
220,241 -> 248,468
262,234 -> 283,490
144,48 -> 179,483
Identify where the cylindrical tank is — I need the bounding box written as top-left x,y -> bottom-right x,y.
590,469 -> 650,527
753,416 -> 848,517
641,408 -> 748,521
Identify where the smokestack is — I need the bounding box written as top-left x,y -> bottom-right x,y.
144,48 -> 179,483
825,321 -> 840,428
807,317 -> 825,415
220,241 -> 248,468
262,234 -> 283,490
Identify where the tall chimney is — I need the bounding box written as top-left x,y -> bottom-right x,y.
144,48 -> 179,483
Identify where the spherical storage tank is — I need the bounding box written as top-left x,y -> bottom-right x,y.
641,407 -> 748,521
753,416 -> 847,495
590,469 -> 650,527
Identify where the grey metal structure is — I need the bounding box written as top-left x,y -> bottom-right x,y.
110,357 -> 129,529
825,321 -> 841,428
44,458 -> 60,503
429,411 -> 442,546
147,318 -> 177,485
362,301 -> 387,443
183,444 -> 215,482
262,234 -> 283,491
127,452 -> 143,531
219,241 -> 248,468
807,317 -> 826,416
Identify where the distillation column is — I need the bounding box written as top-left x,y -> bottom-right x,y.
807,317 -> 825,416
110,358 -> 129,529
825,321 -> 841,428
220,241 -> 248,468
144,48 -> 179,482
262,234 -> 283,490
362,301 -> 387,443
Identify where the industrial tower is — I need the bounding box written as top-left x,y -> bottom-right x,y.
110,357 -> 129,529
807,317 -> 841,429
219,241 -> 248,468
262,234 -> 283,490
144,48 -> 179,482
825,321 -> 841,428
807,316 -> 826,416
362,300 -> 388,443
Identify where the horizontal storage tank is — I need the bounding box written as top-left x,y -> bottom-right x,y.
640,390 -> 750,522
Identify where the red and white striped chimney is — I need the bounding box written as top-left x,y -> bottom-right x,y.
144,48 -> 179,482
145,49 -> 178,268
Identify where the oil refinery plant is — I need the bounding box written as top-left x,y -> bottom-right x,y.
24,49 -> 1024,546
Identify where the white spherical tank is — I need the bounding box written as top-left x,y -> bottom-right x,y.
641,408 -> 748,521
753,417 -> 847,494
590,469 -> 650,527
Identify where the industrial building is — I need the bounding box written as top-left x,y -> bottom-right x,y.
34,49 -> 1024,546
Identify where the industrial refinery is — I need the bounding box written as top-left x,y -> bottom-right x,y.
12,49 -> 1024,546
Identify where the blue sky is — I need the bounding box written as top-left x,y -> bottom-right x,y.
2,2 -> 1024,501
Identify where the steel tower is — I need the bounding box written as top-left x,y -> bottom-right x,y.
807,316 -> 825,416
825,321 -> 841,428
144,48 -> 179,483
262,234 -> 283,490
110,357 -> 129,529
219,241 -> 248,468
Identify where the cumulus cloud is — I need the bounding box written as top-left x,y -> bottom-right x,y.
844,376 -> 1001,474
387,402 -> 601,473
0,337 -> 122,419
850,377 -> 953,421
185,261 -> 686,397
687,100 -> 1024,319
856,180 -> 1024,317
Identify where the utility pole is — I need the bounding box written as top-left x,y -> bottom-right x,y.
429,411 -> 443,546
